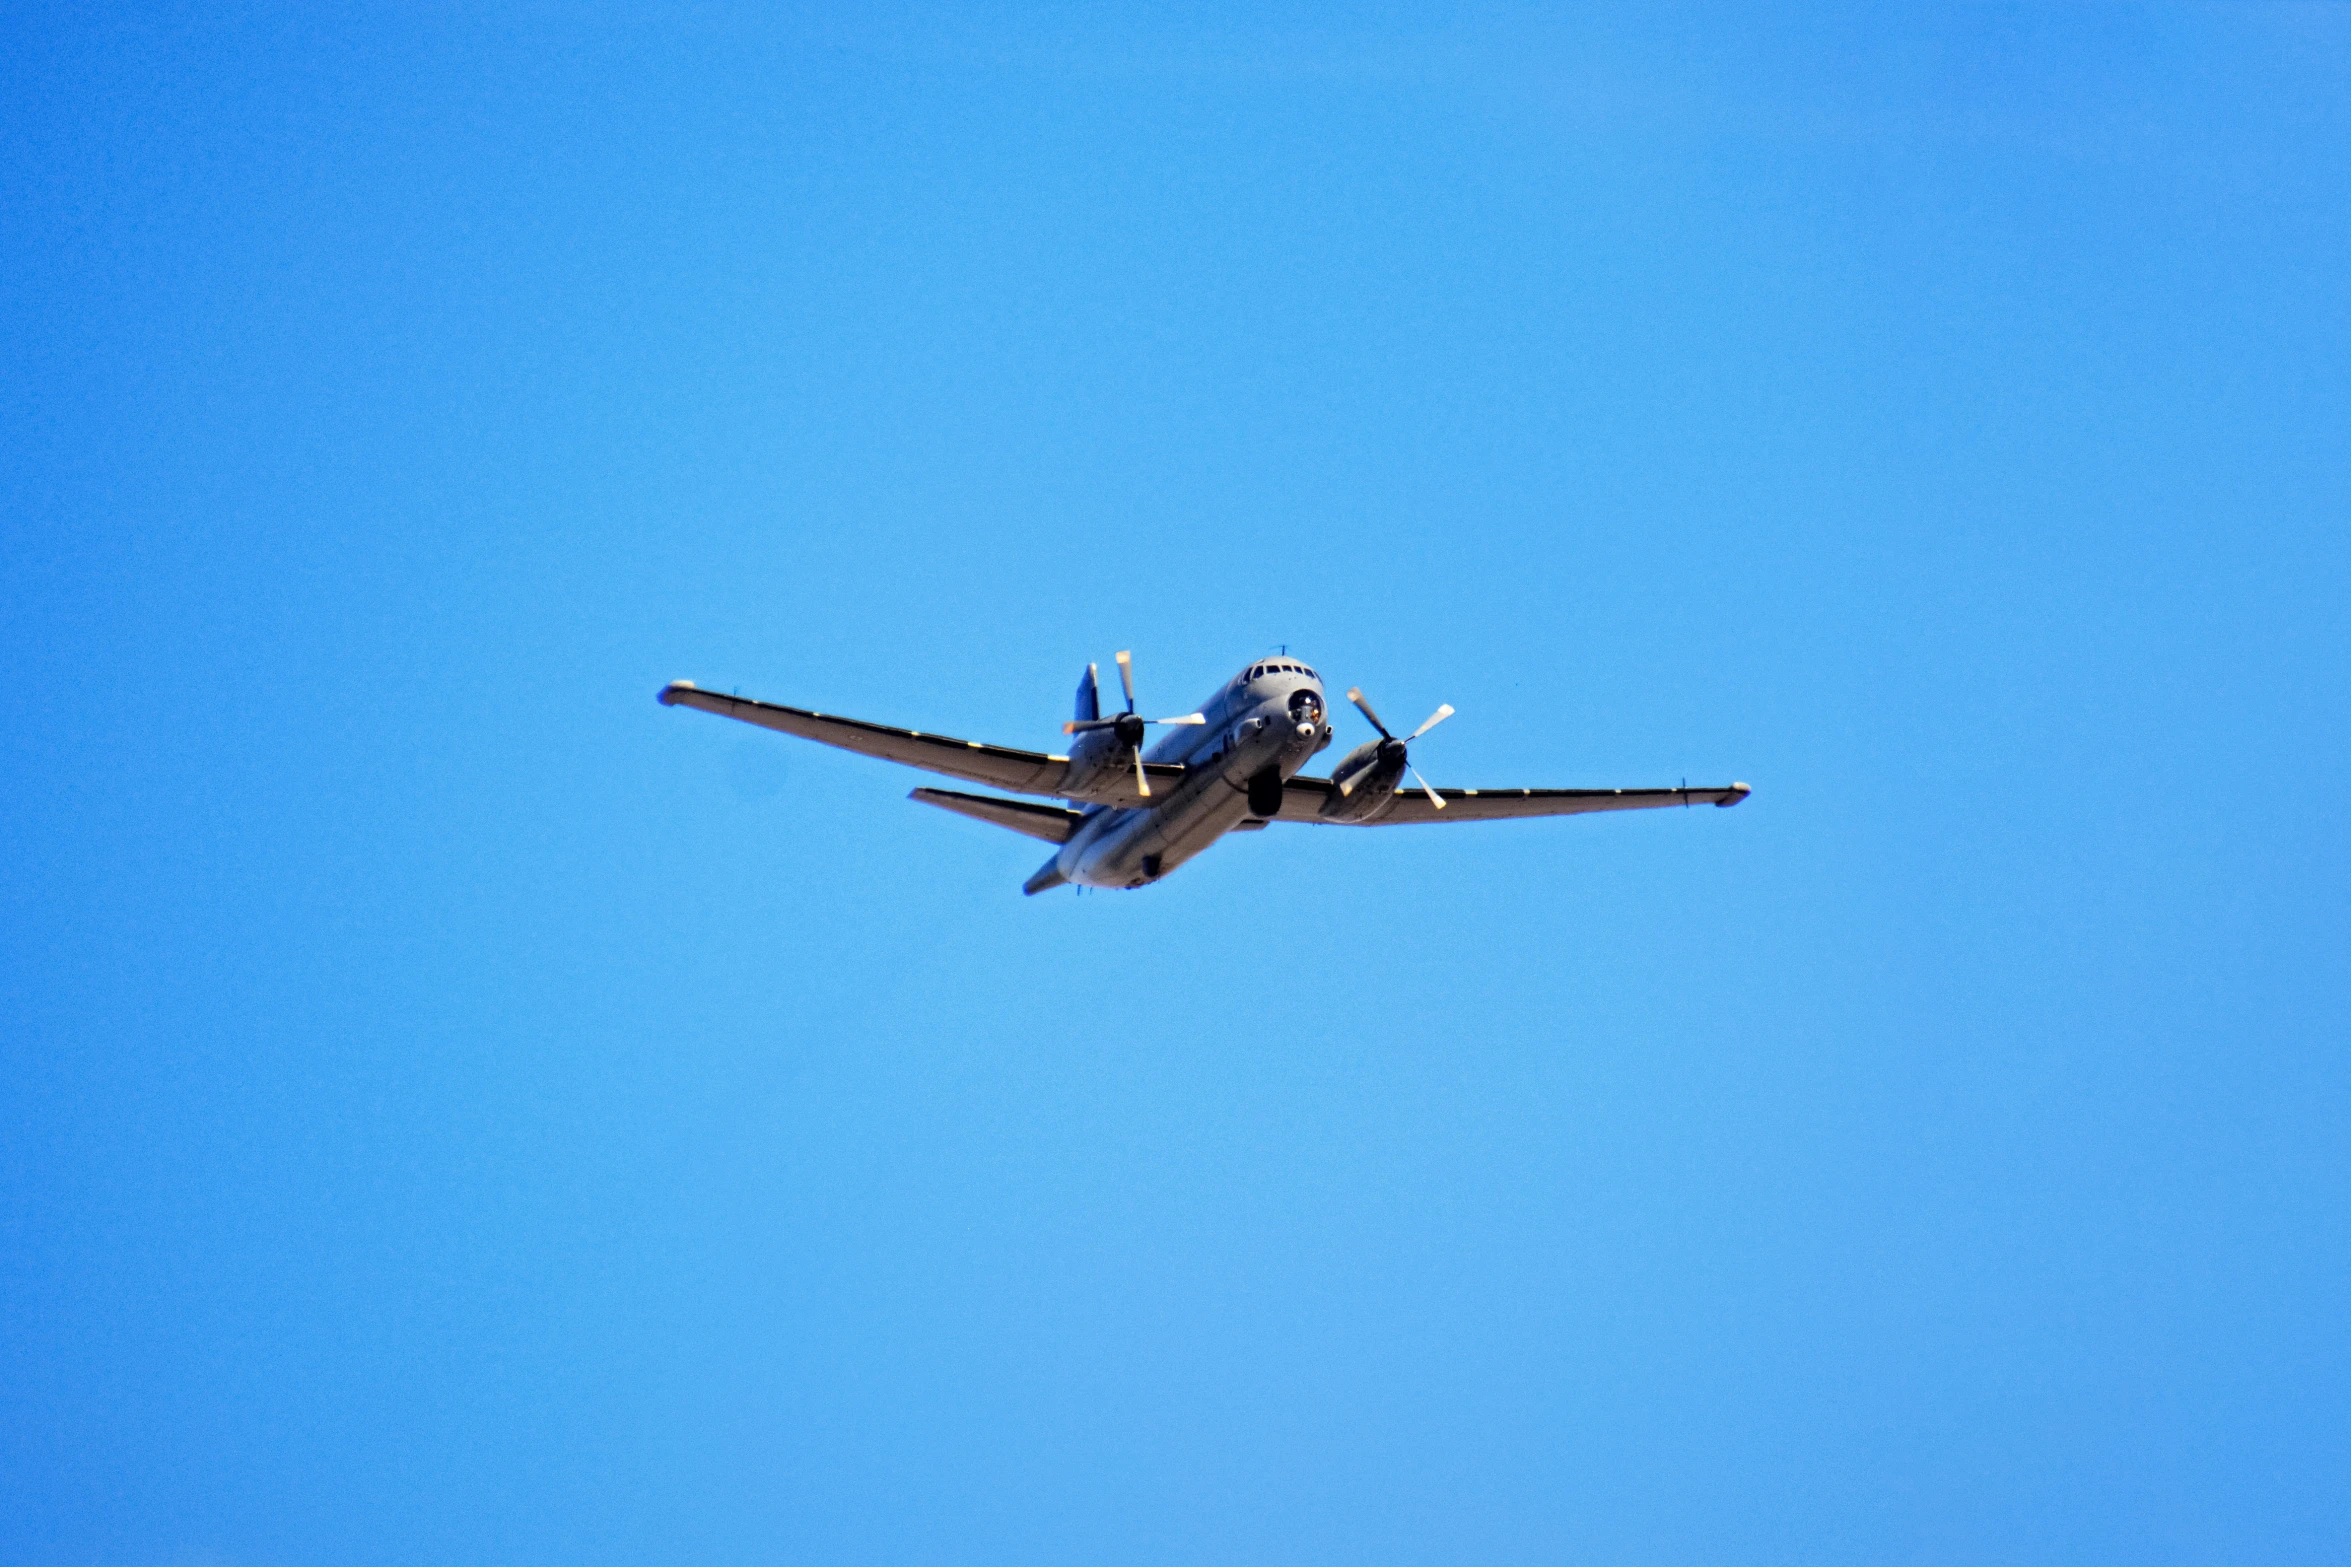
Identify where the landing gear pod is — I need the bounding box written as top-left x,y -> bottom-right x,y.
1247,769 -> 1285,817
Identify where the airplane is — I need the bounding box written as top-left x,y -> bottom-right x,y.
657,651 -> 1749,894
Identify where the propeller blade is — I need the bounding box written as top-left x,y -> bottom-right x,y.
1133,746 -> 1151,799
1066,713 -> 1203,733
1408,703 -> 1455,741
1345,686 -> 1394,740
1115,650 -> 1138,714
1337,768 -> 1360,797
1409,765 -> 1445,810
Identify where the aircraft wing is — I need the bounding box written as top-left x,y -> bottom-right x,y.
1277,774 -> 1750,823
1366,782 -> 1750,822
657,681 -> 1179,806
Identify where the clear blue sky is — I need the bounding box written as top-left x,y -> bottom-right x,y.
4,7 -> 2346,1564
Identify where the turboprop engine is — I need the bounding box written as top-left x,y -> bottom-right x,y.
1320,685 -> 1453,823
1058,650 -> 1203,800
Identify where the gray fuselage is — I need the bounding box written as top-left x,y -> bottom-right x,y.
1041,657 -> 1331,890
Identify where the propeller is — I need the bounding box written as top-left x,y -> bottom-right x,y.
1342,686 -> 1454,809
1061,649 -> 1204,799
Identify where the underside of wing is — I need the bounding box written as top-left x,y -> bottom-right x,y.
1273,773 -> 1336,819
1267,773 -> 1750,824
1350,782 -> 1751,824
909,788 -> 1084,844
658,681 -> 1180,805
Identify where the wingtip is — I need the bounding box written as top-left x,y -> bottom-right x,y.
1717,781 -> 1752,807
658,679 -> 697,706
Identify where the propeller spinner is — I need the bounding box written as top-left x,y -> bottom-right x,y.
1062,649 -> 1204,798
1342,686 -> 1454,809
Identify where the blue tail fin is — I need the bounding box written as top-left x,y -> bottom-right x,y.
1074,662 -> 1101,724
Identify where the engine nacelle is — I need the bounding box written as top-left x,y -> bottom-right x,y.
1058,719 -> 1143,798
1319,737 -> 1409,822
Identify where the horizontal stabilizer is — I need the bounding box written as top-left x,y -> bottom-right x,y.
910,787 -> 1084,844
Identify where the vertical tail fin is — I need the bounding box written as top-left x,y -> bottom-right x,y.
1074,662 -> 1101,724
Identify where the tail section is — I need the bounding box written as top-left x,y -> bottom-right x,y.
1074,662 -> 1101,725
